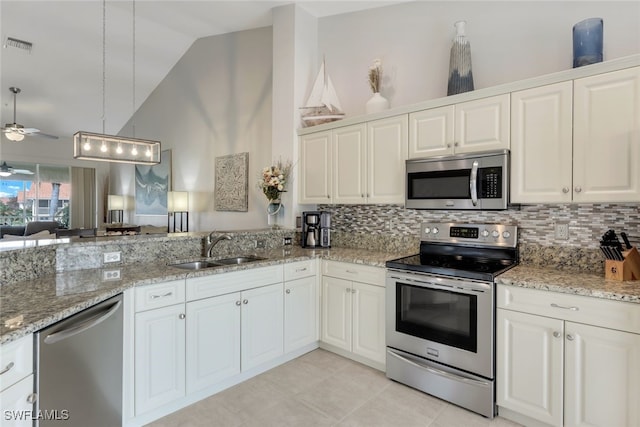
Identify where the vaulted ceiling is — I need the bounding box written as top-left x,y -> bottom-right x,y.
0,1 -> 403,146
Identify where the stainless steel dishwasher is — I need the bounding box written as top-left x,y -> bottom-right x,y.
36,294 -> 123,426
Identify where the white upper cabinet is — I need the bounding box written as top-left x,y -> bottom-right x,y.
333,124 -> 367,204
367,115 -> 408,204
512,67 -> 640,204
409,105 -> 454,158
573,67 -> 640,203
510,81 -> 574,203
454,94 -> 511,154
301,116 -> 407,205
409,94 -> 510,159
299,130 -> 332,204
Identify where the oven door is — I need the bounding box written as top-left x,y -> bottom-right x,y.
386,269 -> 494,378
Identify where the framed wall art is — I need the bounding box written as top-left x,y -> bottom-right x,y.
215,152 -> 249,212
135,149 -> 171,215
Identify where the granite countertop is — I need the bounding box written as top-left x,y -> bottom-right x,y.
0,246 -> 404,345
4,246 -> 640,345
497,265 -> 640,304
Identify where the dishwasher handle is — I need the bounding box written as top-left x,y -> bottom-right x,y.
44,299 -> 122,345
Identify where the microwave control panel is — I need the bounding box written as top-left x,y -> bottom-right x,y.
479,167 -> 502,198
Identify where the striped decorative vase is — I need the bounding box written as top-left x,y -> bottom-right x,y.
447,21 -> 474,96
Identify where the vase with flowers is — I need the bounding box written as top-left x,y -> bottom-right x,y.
258,159 -> 292,227
366,58 -> 389,114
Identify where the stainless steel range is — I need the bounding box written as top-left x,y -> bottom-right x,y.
385,222 -> 518,418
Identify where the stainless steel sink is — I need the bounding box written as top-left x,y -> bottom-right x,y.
214,256 -> 267,265
170,260 -> 222,270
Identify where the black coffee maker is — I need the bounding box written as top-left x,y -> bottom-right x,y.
301,211 -> 331,248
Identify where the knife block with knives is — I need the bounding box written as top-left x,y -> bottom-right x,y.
602,230 -> 640,281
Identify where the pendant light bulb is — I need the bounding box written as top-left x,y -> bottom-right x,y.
116,143 -> 123,154
131,145 -> 138,156
100,141 -> 108,152
83,141 -> 91,150
145,147 -> 152,157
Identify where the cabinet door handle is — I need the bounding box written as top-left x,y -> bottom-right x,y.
295,267 -> 307,272
243,299 -> 249,305
345,270 -> 357,274
0,361 -> 14,376
562,187 -> 570,194
151,292 -> 173,299
553,331 -> 561,338
327,195 -> 330,199
566,334 -> 575,341
178,313 -> 186,320
454,142 -> 459,147
286,289 -> 291,294
235,301 -> 241,306
574,186 -> 582,193
26,393 -> 38,404
550,303 -> 579,311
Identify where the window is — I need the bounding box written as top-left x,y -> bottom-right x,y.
0,162 -> 71,227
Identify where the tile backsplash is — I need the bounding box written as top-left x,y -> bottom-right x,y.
320,203 -> 640,274
320,203 -> 640,248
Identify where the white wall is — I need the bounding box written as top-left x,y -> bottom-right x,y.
112,26 -> 273,231
317,1 -> 640,117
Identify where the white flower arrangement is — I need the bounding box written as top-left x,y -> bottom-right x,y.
258,159 -> 292,201
368,59 -> 382,93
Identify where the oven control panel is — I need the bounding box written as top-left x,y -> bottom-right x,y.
421,222 -> 517,248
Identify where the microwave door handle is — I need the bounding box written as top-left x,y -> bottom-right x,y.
470,160 -> 479,206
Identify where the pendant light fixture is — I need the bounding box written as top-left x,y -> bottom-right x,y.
74,0 -> 160,165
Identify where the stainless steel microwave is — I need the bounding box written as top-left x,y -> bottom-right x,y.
406,150 -> 509,210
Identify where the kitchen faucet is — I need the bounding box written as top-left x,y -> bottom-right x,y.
206,232 -> 232,257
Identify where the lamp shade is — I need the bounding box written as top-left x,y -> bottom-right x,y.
108,195 -> 125,210
168,191 -> 189,212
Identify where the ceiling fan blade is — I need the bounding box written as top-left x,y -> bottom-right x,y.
12,169 -> 34,175
19,127 -> 40,134
32,131 -> 59,139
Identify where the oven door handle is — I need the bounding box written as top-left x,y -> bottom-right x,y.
387,349 -> 491,387
470,160 -> 479,206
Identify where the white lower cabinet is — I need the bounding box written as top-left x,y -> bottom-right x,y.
185,282 -> 284,395
1,334 -> 36,427
240,283 -> 284,371
185,292 -> 240,394
497,285 -> 640,427
284,276 -> 318,353
134,301 -> 186,415
321,261 -> 386,369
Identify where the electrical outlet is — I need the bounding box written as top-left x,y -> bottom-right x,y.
283,237 -> 292,246
555,223 -> 569,240
103,251 -> 121,263
255,240 -> 265,249
102,269 -> 121,280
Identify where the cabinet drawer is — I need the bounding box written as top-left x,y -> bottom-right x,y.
322,260 -> 385,287
0,335 -> 33,393
187,265 -> 283,301
498,285 -> 640,334
284,259 -> 317,281
135,280 -> 186,312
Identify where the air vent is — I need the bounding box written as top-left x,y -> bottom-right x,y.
4,37 -> 33,53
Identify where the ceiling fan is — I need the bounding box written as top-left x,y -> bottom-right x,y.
0,161 -> 34,177
2,87 -> 59,141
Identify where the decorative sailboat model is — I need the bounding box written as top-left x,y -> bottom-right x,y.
300,59 -> 345,127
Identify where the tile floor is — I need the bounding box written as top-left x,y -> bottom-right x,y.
147,349 -> 522,427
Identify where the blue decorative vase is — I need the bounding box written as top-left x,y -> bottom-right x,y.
573,18 -> 603,68
447,21 -> 474,96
